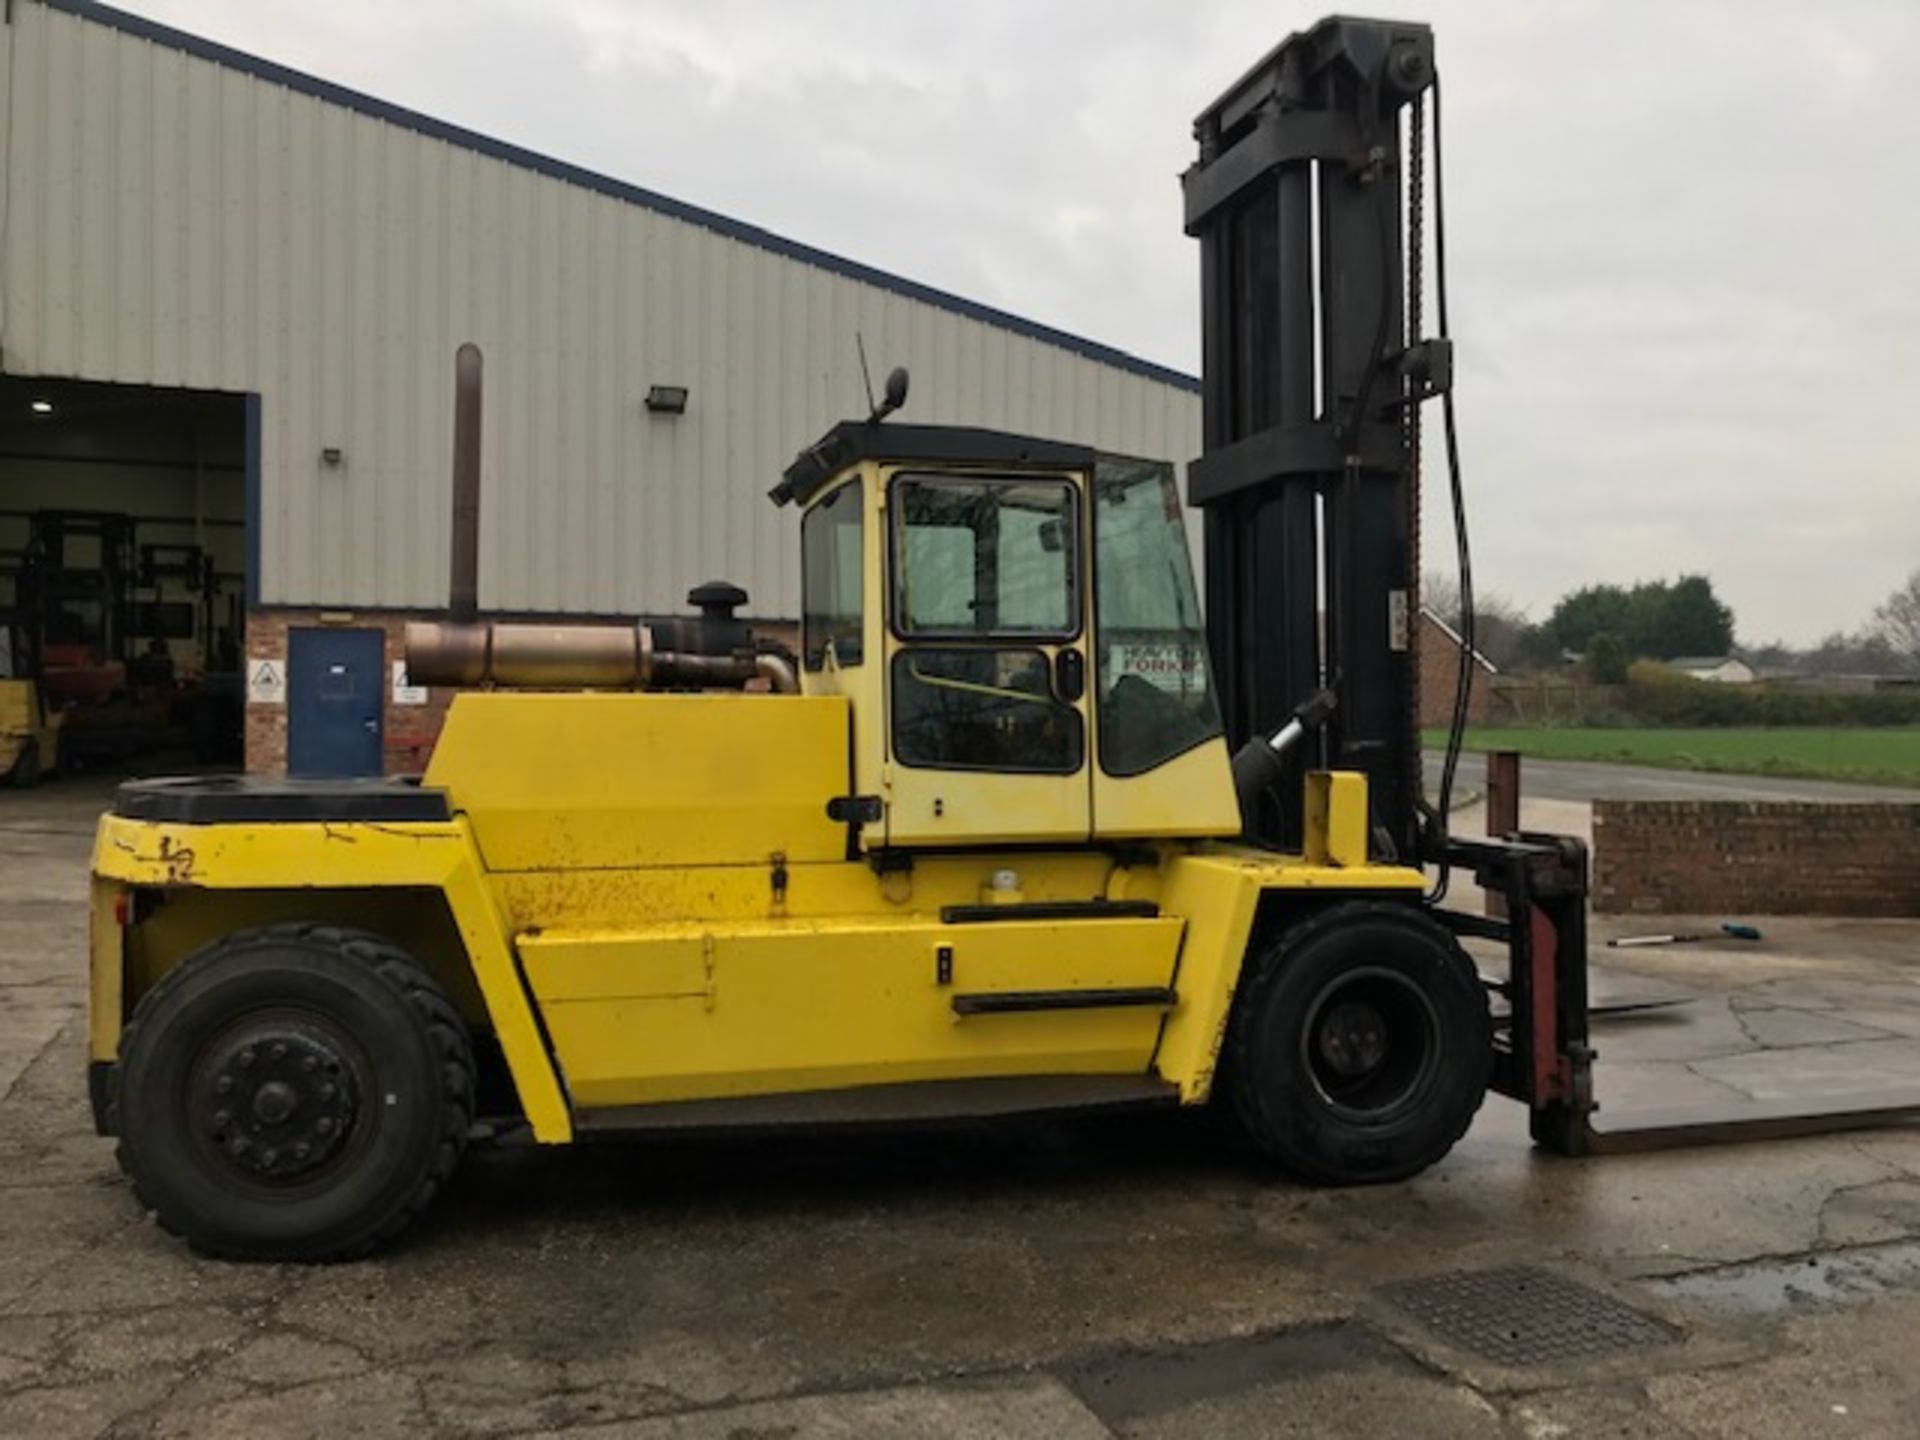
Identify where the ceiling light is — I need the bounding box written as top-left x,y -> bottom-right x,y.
29,399 -> 53,415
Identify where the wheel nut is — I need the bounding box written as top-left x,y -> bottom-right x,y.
271,1043 -> 287,1061
315,1117 -> 335,1136
213,1109 -> 231,1129
238,1048 -> 255,1069
302,1055 -> 318,1072
261,1147 -> 278,1166
293,1142 -> 311,1161
319,1083 -> 336,1102
229,1135 -> 250,1155
215,1075 -> 234,1095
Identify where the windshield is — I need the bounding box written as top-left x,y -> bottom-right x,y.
1093,457 -> 1223,775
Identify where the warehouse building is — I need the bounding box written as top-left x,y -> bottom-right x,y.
0,0 -> 1199,776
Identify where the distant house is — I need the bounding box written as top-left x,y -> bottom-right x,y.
1669,656 -> 1756,685
1419,607 -> 1498,727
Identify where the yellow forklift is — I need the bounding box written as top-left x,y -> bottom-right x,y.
84,17 -> 1920,1260
0,671 -> 62,786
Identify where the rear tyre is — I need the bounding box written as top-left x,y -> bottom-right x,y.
1227,901 -> 1489,1185
7,739 -> 40,788
112,923 -> 475,1261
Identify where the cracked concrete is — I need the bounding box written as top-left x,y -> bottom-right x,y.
3,777 -> 1920,1437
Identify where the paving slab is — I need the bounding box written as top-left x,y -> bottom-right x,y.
533,1375 -> 1113,1440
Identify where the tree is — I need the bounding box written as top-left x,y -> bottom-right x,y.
1548,584 -> 1633,654
1873,569 -> 1920,658
1547,576 -> 1734,661
1586,632 -> 1630,684
1649,574 -> 1736,659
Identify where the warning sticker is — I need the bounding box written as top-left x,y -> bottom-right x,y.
247,658 -> 286,706
391,659 -> 428,706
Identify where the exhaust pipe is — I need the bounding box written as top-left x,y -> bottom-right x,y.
449,343 -> 483,625
406,344 -> 793,693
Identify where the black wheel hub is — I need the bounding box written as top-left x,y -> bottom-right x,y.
1302,968 -> 1441,1124
195,1024 -> 359,1181
1316,1000 -> 1389,1078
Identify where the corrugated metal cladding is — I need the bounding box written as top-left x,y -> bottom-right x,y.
0,1 -> 1201,618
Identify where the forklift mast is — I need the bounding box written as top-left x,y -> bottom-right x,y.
1185,16 -> 1437,860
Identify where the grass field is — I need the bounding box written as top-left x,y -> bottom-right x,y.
1422,726 -> 1920,787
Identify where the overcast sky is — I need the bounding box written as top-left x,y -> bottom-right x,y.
126,0 -> 1918,645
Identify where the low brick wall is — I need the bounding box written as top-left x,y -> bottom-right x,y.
1593,800 -> 1920,916
245,609 -> 457,776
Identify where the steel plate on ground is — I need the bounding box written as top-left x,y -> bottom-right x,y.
1381,1265 -> 1674,1365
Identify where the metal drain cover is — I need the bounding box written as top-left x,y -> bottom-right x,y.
1382,1265 -> 1673,1365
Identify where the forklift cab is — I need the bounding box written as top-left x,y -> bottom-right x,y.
773,422 -> 1243,850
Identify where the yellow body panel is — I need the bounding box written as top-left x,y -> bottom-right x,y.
0,678 -> 61,775
90,814 -> 573,1143
1092,735 -> 1242,838
883,761 -> 1090,846
424,691 -> 850,870
88,879 -> 124,1064
1305,771 -> 1370,868
1153,842 -> 1426,1100
0,678 -> 37,732
521,914 -> 1182,1108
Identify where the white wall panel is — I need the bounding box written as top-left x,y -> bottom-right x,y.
0,2 -> 1202,618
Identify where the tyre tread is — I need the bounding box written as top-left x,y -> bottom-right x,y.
1226,899 -> 1487,1185
110,922 -> 476,1261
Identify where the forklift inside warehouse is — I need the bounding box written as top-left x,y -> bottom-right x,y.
0,376 -> 249,781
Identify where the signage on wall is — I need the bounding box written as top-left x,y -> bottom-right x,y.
246,657 -> 286,706
391,660 -> 428,706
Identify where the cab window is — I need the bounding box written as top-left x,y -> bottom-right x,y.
800,478 -> 863,670
891,648 -> 1081,773
891,475 -> 1078,638
1093,457 -> 1224,775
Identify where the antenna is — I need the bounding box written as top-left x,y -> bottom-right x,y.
856,333 -> 877,416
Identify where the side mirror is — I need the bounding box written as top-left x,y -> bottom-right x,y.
870,366 -> 910,424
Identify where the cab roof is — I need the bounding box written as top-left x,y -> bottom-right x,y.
771,422 -> 1095,508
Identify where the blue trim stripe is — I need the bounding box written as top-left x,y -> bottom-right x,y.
50,0 -> 1200,395
243,390 -> 262,608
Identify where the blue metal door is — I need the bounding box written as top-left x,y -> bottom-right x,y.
287,628 -> 384,777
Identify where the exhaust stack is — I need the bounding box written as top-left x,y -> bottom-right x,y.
448,343 -> 483,625
404,345 -> 794,692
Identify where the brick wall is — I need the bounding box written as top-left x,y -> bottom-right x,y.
245,609 -> 456,776
244,608 -> 802,776
1593,800 -> 1920,916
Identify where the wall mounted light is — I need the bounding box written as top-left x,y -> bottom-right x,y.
644,384 -> 689,415
29,399 -> 53,415
320,447 -> 344,467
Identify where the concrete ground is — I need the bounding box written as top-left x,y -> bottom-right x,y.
5,777 -> 1920,1438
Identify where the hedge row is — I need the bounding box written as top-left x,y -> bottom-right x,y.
1620,662 -> 1920,726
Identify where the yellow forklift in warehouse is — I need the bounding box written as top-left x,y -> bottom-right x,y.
84,16 -> 1918,1260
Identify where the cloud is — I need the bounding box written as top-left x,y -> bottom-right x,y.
121,0 -> 1920,642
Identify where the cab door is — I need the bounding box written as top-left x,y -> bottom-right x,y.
882,469 -> 1091,846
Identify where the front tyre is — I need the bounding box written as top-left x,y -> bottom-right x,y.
112,924 -> 475,1261
1227,901 -> 1490,1185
